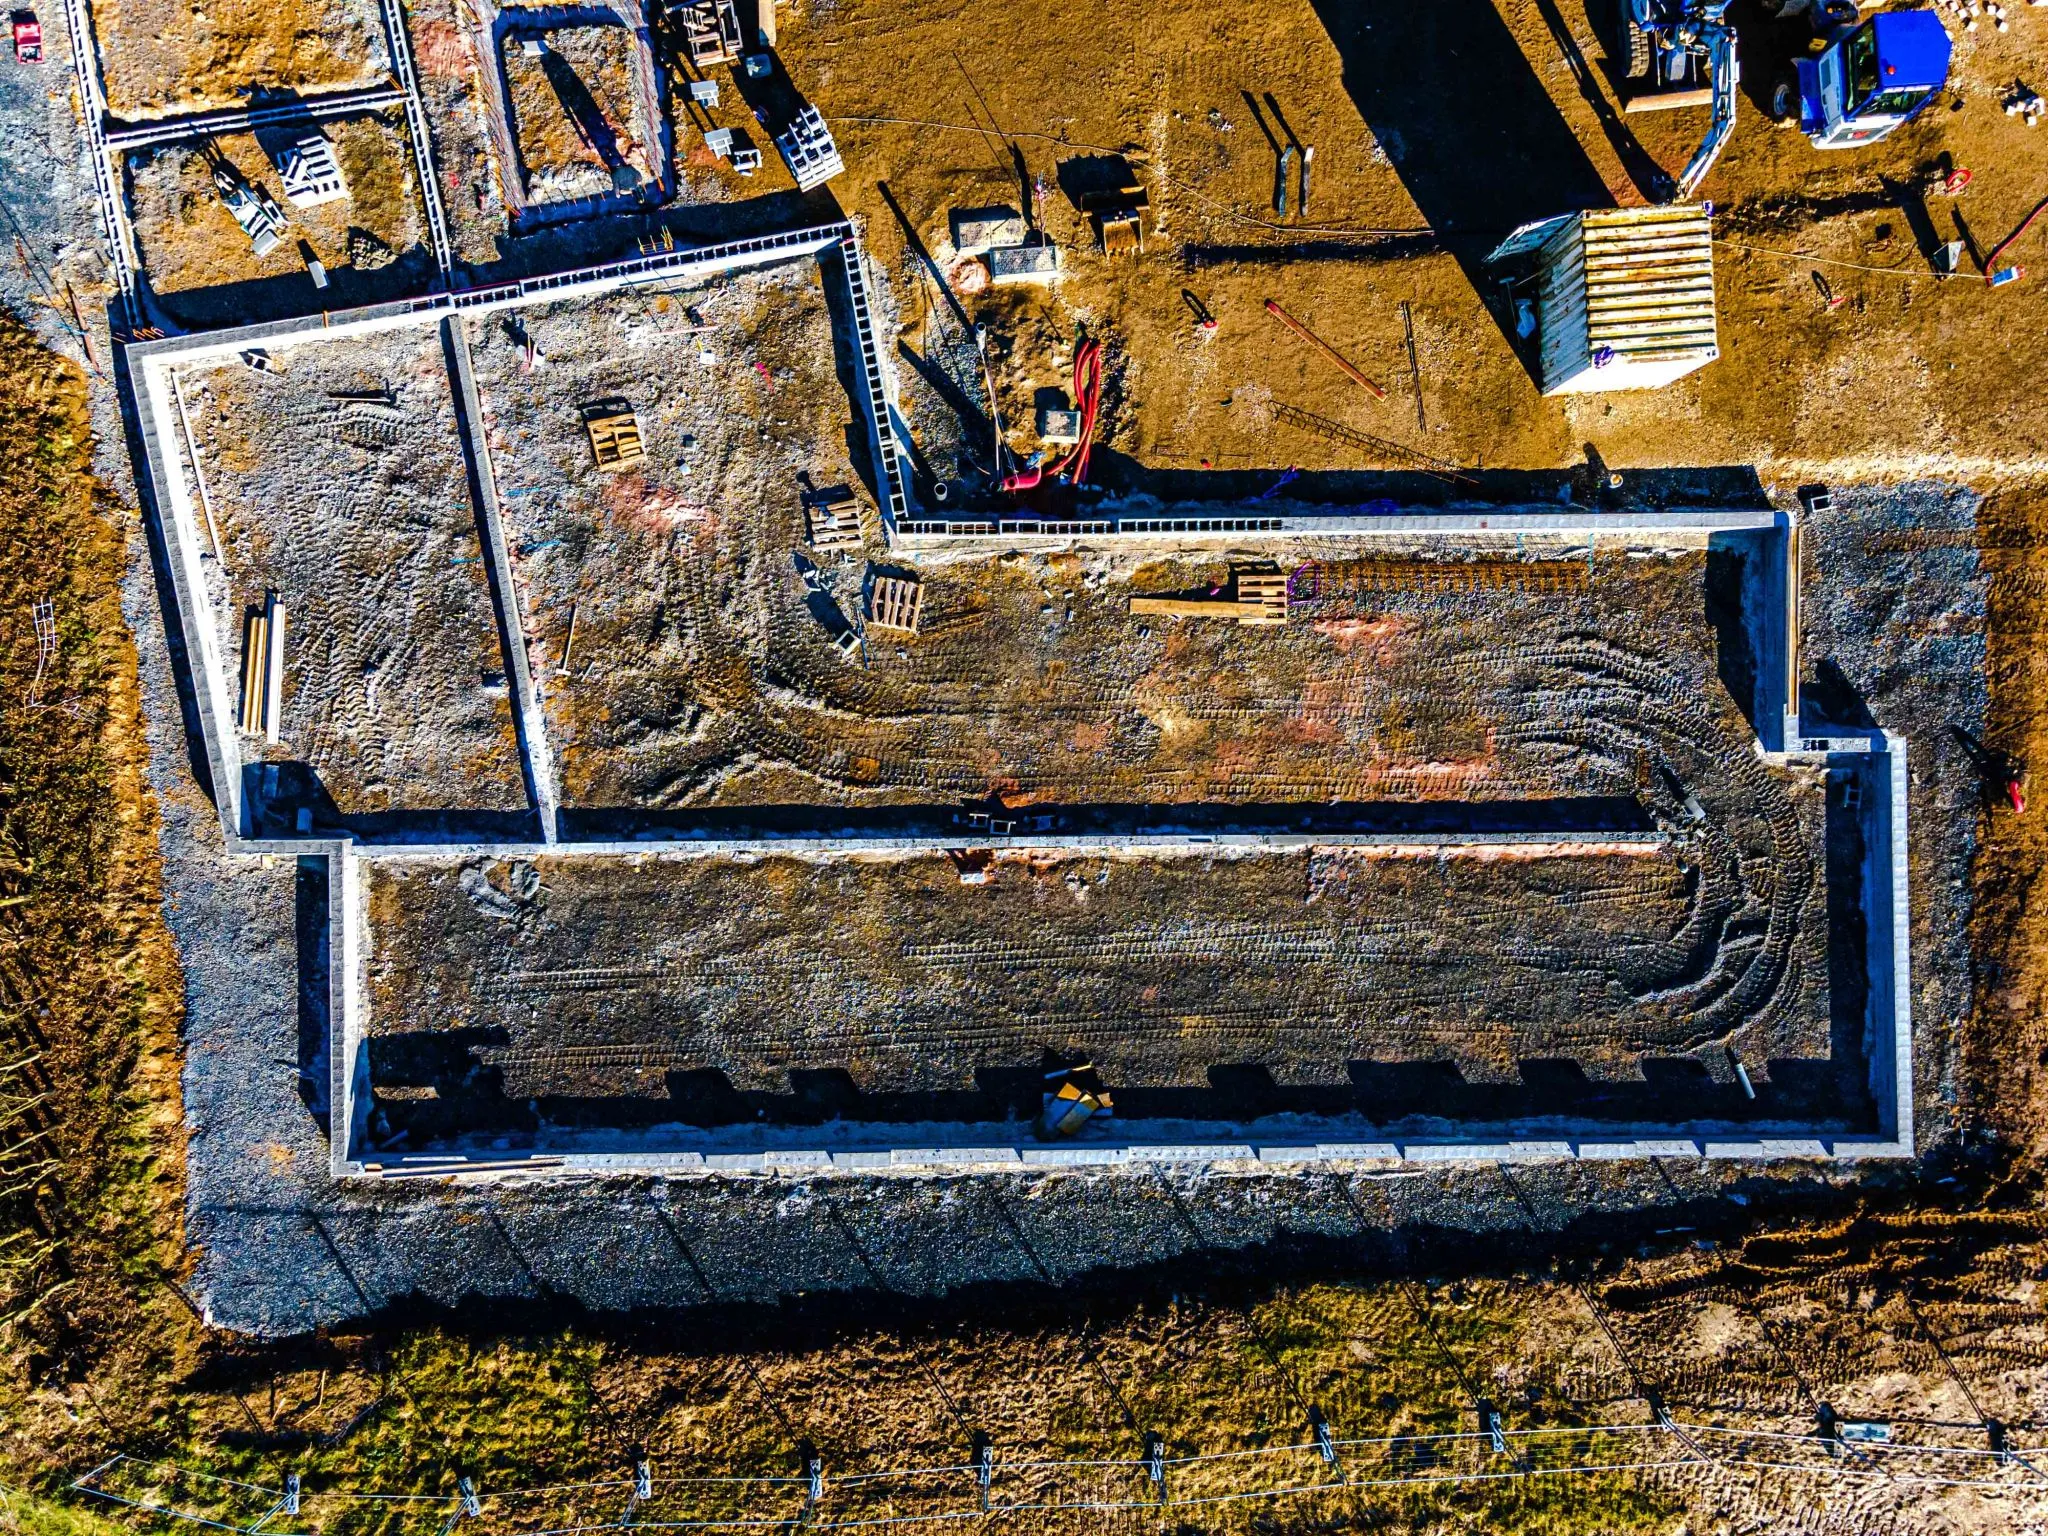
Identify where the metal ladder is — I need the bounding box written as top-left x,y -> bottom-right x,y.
446,222 -> 847,309
104,85 -> 411,151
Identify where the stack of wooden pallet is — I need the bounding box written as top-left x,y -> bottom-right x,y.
806,490 -> 862,552
240,590 -> 285,742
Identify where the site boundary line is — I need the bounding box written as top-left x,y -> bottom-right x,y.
65,1425 -> 2048,1536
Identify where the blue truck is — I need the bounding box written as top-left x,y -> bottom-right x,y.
1620,0 -> 1952,199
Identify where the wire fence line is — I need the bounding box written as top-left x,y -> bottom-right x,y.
58,1419 -> 2048,1535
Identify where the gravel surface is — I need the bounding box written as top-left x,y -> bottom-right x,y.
1796,482 -> 1987,1148
360,841 -> 1767,1140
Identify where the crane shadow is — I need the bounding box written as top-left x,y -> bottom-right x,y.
1306,0 -> 1615,349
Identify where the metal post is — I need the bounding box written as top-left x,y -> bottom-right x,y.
459,1478 -> 481,1518
1313,1413 -> 1337,1465
635,1460 -> 652,1501
284,1474 -> 301,1517
1144,1431 -> 1165,1501
974,1433 -> 993,1511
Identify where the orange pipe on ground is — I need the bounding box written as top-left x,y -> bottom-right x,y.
1264,299 -> 1386,400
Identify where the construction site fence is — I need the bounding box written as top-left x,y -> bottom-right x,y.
58,1419 -> 2048,1534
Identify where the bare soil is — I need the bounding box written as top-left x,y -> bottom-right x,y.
777,0 -> 2048,483
125,118 -> 424,322
361,819 -> 1839,1146
502,24 -> 655,202
181,330 -> 527,817
468,258 -> 865,805
94,0 -> 386,117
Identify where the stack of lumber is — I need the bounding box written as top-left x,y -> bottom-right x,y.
240,590 -> 285,742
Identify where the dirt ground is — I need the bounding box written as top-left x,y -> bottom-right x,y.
93,0 -> 387,116
180,329 -> 527,820
502,24 -> 656,203
772,0 -> 2048,486
125,118 -> 426,324
360,820 -> 1840,1148
468,256 -> 866,805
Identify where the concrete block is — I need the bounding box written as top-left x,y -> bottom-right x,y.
1133,1144 -> 1256,1163
762,1149 -> 832,1169
1756,1139 -> 1829,1159
1630,1139 -> 1704,1157
1317,1142 -> 1402,1161
1021,1145 -> 1125,1165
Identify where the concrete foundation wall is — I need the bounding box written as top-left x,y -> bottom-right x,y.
116,221 -> 1909,1182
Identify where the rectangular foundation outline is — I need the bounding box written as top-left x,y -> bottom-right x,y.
116,228 -> 1910,1180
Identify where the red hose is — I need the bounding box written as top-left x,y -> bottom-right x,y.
1002,338 -> 1103,494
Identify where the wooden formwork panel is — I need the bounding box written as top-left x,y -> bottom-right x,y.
1317,559 -> 1593,595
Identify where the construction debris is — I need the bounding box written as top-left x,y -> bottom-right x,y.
584,406 -> 646,471
1039,1058 -> 1113,1138
805,487 -> 862,551
213,161 -> 287,257
867,573 -> 924,634
276,133 -> 348,207
1265,298 -> 1385,400
775,105 -> 844,191
347,226 -> 396,271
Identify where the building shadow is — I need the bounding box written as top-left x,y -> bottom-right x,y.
1306,0 -> 1614,346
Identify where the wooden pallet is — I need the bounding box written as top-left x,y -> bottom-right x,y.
1129,564 -> 1288,626
1234,568 -> 1289,625
585,409 -> 646,471
868,575 -> 924,634
806,497 -> 863,552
